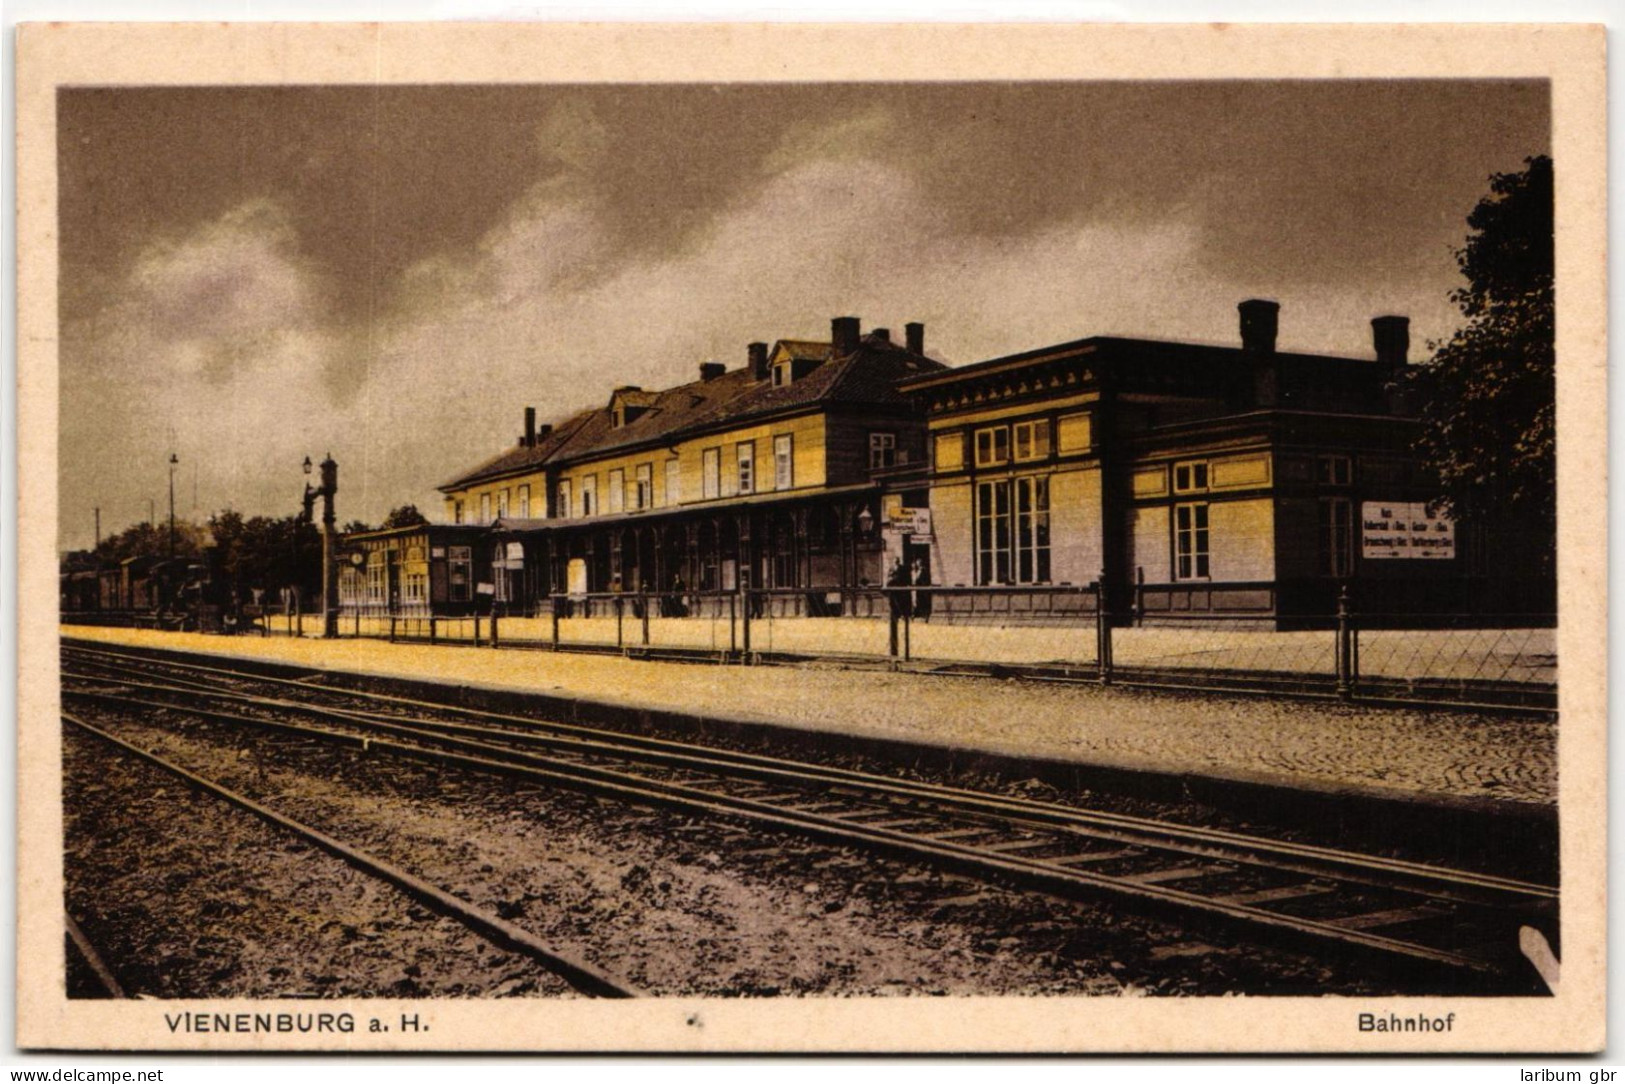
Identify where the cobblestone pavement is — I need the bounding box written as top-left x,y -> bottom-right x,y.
64,626 -> 1556,806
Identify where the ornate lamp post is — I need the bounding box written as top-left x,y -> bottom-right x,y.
302,454 -> 340,639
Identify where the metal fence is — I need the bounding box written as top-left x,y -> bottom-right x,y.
73,582 -> 1556,710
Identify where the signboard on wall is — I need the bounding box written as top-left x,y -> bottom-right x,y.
1360,501 -> 1455,560
886,507 -> 932,539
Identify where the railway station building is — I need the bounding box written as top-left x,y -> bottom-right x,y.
336,522 -> 494,617
891,301 -> 1479,624
435,318 -> 944,615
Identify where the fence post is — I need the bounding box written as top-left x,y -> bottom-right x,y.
551,595 -> 561,649
641,593 -> 651,646
615,596 -> 624,648
904,601 -> 912,662
740,573 -> 752,658
1096,573 -> 1113,685
888,595 -> 899,658
729,591 -> 737,656
474,613 -> 482,647
1335,584 -> 1353,699
390,615 -> 397,643
491,609 -> 500,648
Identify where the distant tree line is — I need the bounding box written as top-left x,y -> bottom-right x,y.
64,503 -> 432,602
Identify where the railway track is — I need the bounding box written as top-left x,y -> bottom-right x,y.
63,710 -> 638,998
61,641 -> 1557,990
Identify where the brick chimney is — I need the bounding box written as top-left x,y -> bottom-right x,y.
749,341 -> 770,380
832,316 -> 861,356
905,322 -> 925,355
1372,315 -> 1410,368
1240,299 -> 1281,408
1238,299 -> 1280,353
524,406 -> 536,448
699,361 -> 726,382
870,327 -> 891,343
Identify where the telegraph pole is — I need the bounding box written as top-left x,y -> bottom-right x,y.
94,507 -> 100,549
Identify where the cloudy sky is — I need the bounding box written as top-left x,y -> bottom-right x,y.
57,80 -> 1548,550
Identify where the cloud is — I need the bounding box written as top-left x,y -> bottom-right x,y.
60,128 -> 1469,550
347,128 -> 1467,521
59,199 -> 349,539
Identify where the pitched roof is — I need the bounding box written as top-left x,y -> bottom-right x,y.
440,332 -> 945,492
436,408 -> 596,491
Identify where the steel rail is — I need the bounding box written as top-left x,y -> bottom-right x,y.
65,686 -> 1516,976
62,711 -> 641,998
61,647 -> 1556,907
64,911 -> 126,998
68,664 -> 1554,913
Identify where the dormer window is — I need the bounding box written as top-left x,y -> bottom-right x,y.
609,387 -> 651,429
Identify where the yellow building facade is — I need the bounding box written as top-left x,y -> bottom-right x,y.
438,318 -> 942,611
898,300 -> 1455,624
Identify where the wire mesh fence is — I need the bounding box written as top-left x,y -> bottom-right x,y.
1346,618 -> 1557,704
92,582 -> 1554,709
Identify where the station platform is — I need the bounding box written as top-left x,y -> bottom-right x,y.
59,625 -> 1555,819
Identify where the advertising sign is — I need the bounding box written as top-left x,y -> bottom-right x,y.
1360,501 -> 1456,560
887,507 -> 932,538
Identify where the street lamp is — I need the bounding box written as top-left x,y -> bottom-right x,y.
300,453 -> 339,639
167,452 -> 179,559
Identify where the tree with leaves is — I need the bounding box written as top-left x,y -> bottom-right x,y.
382,504 -> 430,529
209,509 -> 322,602
92,518 -> 208,565
1408,155 -> 1554,575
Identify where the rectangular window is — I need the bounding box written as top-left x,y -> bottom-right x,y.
366,552 -> 386,604
479,493 -> 492,524
607,468 -> 625,513
497,488 -> 510,519
1015,476 -> 1051,583
1174,503 -> 1211,580
556,480 -> 571,519
1317,454 -> 1353,486
403,568 -> 428,604
665,458 -> 681,506
774,434 -> 793,489
518,484 -> 530,519
974,426 -> 1010,467
580,474 -> 596,517
869,432 -> 897,471
1013,419 -> 1051,462
1319,498 -> 1353,577
737,441 -> 755,494
448,545 -> 472,602
974,480 -> 1013,585
453,500 -> 465,525
974,477 -> 1050,585
1173,461 -> 1210,494
635,464 -> 653,510
702,448 -> 721,499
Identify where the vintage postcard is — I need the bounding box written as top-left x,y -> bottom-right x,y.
14,22 -> 1607,1053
